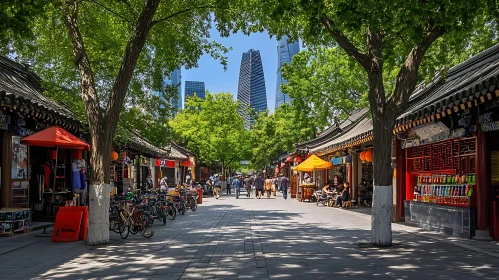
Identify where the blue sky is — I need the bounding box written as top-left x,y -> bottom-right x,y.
181,29 -> 278,111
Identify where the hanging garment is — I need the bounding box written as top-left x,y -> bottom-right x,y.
72,162 -> 81,189
43,162 -> 51,188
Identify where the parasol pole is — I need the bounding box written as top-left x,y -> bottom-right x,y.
53,146 -> 58,191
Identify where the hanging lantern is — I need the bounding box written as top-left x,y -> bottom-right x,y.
359,150 -> 366,161
155,158 -> 161,166
365,149 -> 373,163
110,151 -> 119,161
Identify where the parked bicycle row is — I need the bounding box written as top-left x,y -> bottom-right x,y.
108,187 -> 199,239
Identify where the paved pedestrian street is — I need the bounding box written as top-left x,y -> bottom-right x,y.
1,191 -> 499,280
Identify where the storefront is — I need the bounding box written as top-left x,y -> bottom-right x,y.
0,56 -> 83,233
395,43 -> 499,239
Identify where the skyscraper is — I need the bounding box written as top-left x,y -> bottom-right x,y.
184,81 -> 206,103
156,68 -> 182,113
275,36 -> 300,109
184,81 -> 205,111
237,49 -> 267,128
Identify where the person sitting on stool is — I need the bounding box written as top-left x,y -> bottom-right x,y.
336,182 -> 350,208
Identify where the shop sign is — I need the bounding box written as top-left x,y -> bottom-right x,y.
159,159 -> 175,168
333,157 -> 344,165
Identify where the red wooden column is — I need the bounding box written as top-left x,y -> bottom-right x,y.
395,138 -> 406,220
476,126 -> 489,230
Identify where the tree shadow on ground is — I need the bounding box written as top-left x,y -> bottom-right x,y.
0,201 -> 498,280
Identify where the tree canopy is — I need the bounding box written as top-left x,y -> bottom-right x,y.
170,92 -> 251,170
281,47 -> 368,129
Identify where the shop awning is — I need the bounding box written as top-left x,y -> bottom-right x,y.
293,154 -> 332,172
21,125 -> 90,150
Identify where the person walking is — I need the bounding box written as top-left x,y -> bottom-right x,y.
279,175 -> 289,200
265,176 -> 272,198
244,176 -> 253,197
254,174 -> 264,199
214,175 -> 222,199
227,175 -> 232,195
233,175 -> 242,198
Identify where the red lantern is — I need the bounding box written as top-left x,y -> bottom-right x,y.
365,149 -> 373,163
359,150 -> 366,161
110,151 -> 119,161
155,158 -> 161,166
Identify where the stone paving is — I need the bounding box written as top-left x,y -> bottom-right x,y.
1,190 -> 499,279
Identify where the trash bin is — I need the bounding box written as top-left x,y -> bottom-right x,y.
196,187 -> 203,204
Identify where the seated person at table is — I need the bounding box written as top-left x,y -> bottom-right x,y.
322,184 -> 333,198
336,182 -> 350,208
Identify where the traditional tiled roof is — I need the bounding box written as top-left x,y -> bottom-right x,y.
295,108 -> 369,152
120,130 -> 170,158
396,43 -> 499,128
295,43 -> 499,155
0,56 -> 81,130
305,112 -> 373,155
163,141 -> 190,160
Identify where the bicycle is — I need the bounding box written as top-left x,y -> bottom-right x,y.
185,190 -> 198,211
117,197 -> 155,239
143,193 -> 167,226
109,195 -> 127,234
160,194 -> 177,220
168,194 -> 186,215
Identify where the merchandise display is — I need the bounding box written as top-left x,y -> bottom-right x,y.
0,208 -> 30,236
405,137 -> 477,207
413,174 -> 475,206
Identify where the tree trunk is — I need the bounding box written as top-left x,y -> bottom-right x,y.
87,128 -> 112,245
370,116 -> 396,246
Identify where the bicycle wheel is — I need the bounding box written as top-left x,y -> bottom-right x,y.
157,203 -> 167,225
139,214 -> 155,238
181,202 -> 186,215
190,198 -> 197,211
166,204 -> 176,220
109,205 -> 119,231
118,209 -> 129,239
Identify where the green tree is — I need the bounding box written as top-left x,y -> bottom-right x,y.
5,0 -> 247,245
281,47 -> 368,127
239,0 -> 495,246
170,92 -> 251,177
0,0 -> 49,45
250,103 -> 317,170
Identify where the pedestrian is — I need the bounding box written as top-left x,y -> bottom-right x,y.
146,175 -> 153,190
254,173 -> 264,199
227,175 -> 232,195
244,176 -> 253,197
233,175 -> 242,198
265,176 -> 272,198
214,175 -> 222,199
357,179 -> 367,208
336,182 -> 350,208
279,175 -> 289,200
159,176 -> 168,193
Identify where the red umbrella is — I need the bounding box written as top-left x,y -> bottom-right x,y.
21,126 -> 90,192
21,126 -> 90,150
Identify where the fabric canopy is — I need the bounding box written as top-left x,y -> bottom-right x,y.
293,154 -> 332,172
21,126 -> 90,150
